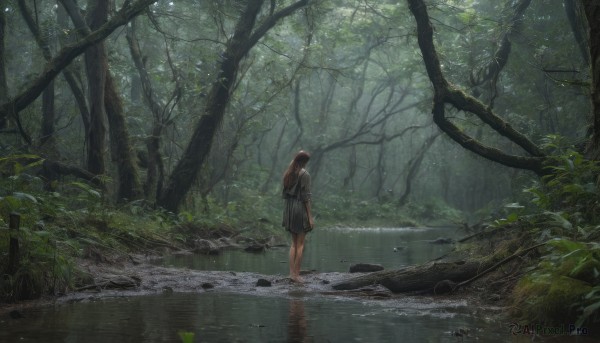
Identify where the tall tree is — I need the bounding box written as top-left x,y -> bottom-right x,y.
126,17 -> 182,201
158,0 -> 309,211
0,0 -> 8,128
56,1 -> 90,137
61,0 -> 142,200
105,70 -> 143,201
582,1 -> 600,159
17,0 -> 58,152
83,0 -> 108,176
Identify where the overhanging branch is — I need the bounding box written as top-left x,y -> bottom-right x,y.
407,0 -> 546,174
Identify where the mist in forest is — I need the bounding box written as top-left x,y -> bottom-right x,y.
0,0 -> 590,222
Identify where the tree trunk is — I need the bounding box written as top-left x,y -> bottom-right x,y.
39,80 -> 59,191
398,132 -> 441,206
261,120 -> 287,193
0,0 -> 8,128
145,127 -> 164,201
343,146 -> 357,190
331,260 -> 491,293
105,71 -> 143,201
288,79 -> 304,150
66,0 -> 143,200
126,18 -> 180,201
57,1 -> 90,137
83,0 -> 109,176
582,1 -> 600,160
158,0 -> 309,211
16,0 -> 58,153
374,134 -> 386,200
564,0 -> 590,66
40,80 -> 57,152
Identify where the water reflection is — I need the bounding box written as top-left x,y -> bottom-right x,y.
287,299 -> 308,343
7,292 -> 597,342
0,292 -> 516,342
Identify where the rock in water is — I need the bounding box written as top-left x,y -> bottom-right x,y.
201,282 -> 215,289
256,278 -> 272,287
9,310 -> 23,319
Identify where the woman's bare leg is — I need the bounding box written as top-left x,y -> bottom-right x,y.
292,232 -> 306,282
289,233 -> 298,279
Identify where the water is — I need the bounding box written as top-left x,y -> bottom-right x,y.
2,292 -> 508,342
162,227 -> 459,275
2,227 -> 595,342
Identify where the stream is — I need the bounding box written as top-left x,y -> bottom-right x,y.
1,227 -> 592,342
162,226 -> 458,275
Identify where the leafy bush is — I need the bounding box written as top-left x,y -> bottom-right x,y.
0,155 -> 182,301
526,136 -> 600,223
512,238 -> 600,326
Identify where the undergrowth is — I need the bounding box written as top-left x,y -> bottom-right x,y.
488,138 -> 600,328
0,156 -> 279,302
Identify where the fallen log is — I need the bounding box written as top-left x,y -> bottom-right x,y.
331,260 -> 492,293
332,243 -> 546,294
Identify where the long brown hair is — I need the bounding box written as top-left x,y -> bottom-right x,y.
283,150 -> 311,189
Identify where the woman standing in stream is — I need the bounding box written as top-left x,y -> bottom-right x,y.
282,150 -> 314,283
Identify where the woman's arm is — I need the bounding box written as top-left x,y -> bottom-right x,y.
301,170 -> 314,228
305,201 -> 314,229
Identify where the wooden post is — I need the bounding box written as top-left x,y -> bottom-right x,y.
8,213 -> 20,275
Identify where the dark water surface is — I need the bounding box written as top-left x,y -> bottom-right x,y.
162,227 -> 459,275
2,292 -> 508,342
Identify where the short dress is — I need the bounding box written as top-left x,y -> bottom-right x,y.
282,169 -> 312,234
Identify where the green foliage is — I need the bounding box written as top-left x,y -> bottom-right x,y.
512,238 -> 600,326
493,153 -> 600,327
0,226 -> 76,301
178,331 -> 195,343
0,154 -> 185,301
525,138 -> 600,223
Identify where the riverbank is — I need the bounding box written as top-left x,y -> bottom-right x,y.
1,224 -> 501,317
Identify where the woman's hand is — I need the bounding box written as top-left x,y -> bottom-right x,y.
309,216 -> 314,229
